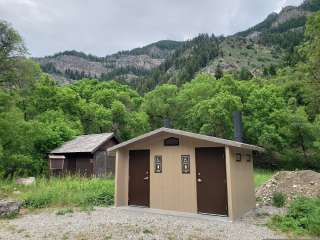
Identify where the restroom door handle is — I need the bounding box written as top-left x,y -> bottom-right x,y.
144,176 -> 149,180
197,178 -> 203,183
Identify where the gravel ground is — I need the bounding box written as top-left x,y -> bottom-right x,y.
0,207 -> 286,240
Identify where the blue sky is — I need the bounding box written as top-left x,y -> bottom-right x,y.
0,0 -> 304,57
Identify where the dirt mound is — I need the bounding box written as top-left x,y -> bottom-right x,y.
256,170 -> 320,205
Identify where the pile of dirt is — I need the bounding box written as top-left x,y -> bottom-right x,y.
256,170 -> 320,206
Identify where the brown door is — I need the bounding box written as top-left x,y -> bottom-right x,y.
129,150 -> 150,207
196,147 -> 228,215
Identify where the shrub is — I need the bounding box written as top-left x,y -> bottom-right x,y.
269,197 -> 320,236
272,192 -> 286,207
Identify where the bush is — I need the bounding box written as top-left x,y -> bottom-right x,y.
272,192 -> 286,207
269,197 -> 320,236
1,154 -> 41,178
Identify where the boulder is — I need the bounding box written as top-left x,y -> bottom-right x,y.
0,200 -> 21,217
16,177 -> 35,185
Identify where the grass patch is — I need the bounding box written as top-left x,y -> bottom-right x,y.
254,168 -> 274,187
0,176 -> 114,209
269,197 -> 320,237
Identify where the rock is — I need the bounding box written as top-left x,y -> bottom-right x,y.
0,200 -> 21,217
271,6 -> 310,29
16,177 -> 35,185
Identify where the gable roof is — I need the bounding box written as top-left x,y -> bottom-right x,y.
108,128 -> 264,152
51,133 -> 116,154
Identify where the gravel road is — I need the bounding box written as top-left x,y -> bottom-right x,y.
0,207 -> 286,240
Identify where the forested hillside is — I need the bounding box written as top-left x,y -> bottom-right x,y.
136,0 -> 320,91
35,0 -> 320,92
0,2 -> 320,178
34,40 -> 183,84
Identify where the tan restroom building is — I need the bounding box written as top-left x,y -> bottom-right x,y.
108,128 -> 264,220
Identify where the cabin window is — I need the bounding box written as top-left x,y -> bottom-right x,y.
154,155 -> 162,173
246,154 -> 251,162
49,158 -> 64,169
164,137 -> 179,146
236,153 -> 242,162
181,155 -> 190,174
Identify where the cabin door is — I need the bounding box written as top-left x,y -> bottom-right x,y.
129,150 -> 150,207
195,147 -> 228,215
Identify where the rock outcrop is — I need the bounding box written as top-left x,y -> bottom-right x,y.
271,6 -> 310,29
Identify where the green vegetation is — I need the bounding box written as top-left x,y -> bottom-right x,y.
269,197 -> 320,236
0,11 -> 320,178
0,7 -> 320,239
272,192 -> 287,207
0,177 -> 114,208
254,169 -> 274,187
137,34 -> 220,90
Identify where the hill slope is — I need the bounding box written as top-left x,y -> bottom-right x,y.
135,0 -> 320,91
34,40 -> 183,84
35,0 -> 320,88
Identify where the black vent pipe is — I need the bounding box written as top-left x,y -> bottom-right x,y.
233,111 -> 243,142
163,118 -> 172,128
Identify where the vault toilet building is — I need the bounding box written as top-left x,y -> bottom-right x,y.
108,128 -> 264,220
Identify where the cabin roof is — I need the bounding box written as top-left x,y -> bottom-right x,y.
51,133 -> 116,154
108,128 -> 265,152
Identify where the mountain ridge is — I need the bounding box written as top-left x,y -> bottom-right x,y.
34,0 -> 320,87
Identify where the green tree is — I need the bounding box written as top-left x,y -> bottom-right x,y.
142,84 -> 178,128
0,109 -> 41,177
187,92 -> 242,138
32,110 -> 82,155
238,67 -> 253,80
80,102 -> 112,134
300,12 -> 320,82
214,64 -> 224,79
126,111 -> 150,138
244,84 -> 288,150
0,20 -> 27,86
281,108 -> 317,169
56,87 -> 82,116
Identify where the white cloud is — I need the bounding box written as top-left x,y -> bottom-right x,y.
0,0 -> 304,57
